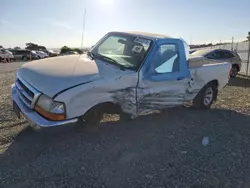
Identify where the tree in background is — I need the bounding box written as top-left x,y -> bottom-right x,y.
73,48 -> 83,54
0,45 -> 3,48
25,43 -> 47,52
60,46 -> 83,54
14,46 -> 21,50
60,46 -> 71,54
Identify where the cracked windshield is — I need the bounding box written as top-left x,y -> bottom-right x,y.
1,0 -> 250,187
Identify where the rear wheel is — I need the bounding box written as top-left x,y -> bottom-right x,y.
193,82 -> 217,109
230,65 -> 239,78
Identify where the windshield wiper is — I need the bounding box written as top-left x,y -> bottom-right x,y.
96,54 -> 126,71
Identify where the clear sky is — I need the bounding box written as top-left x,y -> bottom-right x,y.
0,0 -> 250,49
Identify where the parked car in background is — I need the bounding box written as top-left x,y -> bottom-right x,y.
47,50 -> 59,57
35,51 -> 48,59
11,50 -> 35,61
0,48 -> 14,61
30,51 -> 39,60
189,49 -> 242,78
62,51 -> 79,56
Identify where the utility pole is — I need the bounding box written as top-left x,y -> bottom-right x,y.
246,32 -> 250,76
80,8 -> 87,50
231,37 -> 234,51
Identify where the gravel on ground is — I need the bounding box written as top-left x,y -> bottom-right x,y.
1,68 -> 250,188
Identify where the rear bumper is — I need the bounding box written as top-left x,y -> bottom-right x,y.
11,84 -> 78,130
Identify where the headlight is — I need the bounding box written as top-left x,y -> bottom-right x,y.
35,94 -> 66,121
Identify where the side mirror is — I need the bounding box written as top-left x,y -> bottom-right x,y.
87,51 -> 94,60
118,39 -> 126,44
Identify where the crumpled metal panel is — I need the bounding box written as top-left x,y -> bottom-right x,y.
110,87 -> 137,115
137,85 -> 186,114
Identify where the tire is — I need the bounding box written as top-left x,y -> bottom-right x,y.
23,56 -> 28,61
74,106 -> 104,131
83,106 -> 104,126
120,112 -> 132,122
193,82 -> 217,109
230,66 -> 238,78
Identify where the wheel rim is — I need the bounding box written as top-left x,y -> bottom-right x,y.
230,67 -> 238,77
203,87 -> 213,106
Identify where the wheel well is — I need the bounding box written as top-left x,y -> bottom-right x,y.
232,64 -> 239,71
84,102 -> 122,117
210,79 -> 219,88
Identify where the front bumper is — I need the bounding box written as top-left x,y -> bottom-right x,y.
11,84 -> 78,130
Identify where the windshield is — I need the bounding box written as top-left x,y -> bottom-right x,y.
90,33 -> 153,71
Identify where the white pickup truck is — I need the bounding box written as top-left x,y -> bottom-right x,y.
11,31 -> 231,130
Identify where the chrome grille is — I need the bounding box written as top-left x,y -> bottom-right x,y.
15,73 -> 41,109
16,79 -> 34,98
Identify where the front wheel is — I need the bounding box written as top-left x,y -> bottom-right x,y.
193,82 -> 217,109
84,107 -> 103,126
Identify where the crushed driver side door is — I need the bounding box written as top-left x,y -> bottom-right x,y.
137,38 -> 191,114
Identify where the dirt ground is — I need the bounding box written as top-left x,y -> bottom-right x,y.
1,65 -> 250,188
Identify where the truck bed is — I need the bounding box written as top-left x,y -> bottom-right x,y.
189,62 -> 231,91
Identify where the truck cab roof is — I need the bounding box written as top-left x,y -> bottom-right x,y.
108,31 -> 190,61
109,31 -> 174,41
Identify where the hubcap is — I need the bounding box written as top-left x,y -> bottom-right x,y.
203,87 -> 213,106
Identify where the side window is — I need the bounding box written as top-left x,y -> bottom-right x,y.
212,51 -> 235,59
222,51 -> 235,58
205,52 -> 215,59
151,44 -> 179,74
212,51 -> 223,59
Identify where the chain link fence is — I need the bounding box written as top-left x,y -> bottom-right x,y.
192,41 -> 250,76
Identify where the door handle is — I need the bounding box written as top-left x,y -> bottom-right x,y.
177,77 -> 185,80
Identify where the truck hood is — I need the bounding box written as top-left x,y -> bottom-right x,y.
18,55 -> 127,97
